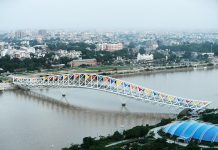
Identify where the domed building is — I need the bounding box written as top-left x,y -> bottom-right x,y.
163,120 -> 218,143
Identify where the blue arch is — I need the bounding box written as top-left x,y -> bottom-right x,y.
181,122 -> 203,140
192,124 -> 210,140
164,123 -> 174,133
202,126 -> 218,142
168,122 -> 183,135
214,134 -> 218,142
174,121 -> 192,137
164,121 -> 218,143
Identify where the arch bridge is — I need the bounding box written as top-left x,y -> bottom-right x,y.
13,73 -> 211,110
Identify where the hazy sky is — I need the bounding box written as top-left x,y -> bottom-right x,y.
0,0 -> 218,31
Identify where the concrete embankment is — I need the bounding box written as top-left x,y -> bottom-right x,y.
0,83 -> 16,91
105,64 -> 218,78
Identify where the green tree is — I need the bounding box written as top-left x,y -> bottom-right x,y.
186,141 -> 200,150
123,125 -> 150,139
112,131 -> 123,141
82,137 -> 94,149
62,144 -> 80,150
131,143 -> 139,150
153,52 -> 165,60
183,51 -> 192,59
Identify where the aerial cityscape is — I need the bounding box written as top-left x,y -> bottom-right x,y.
0,0 -> 218,150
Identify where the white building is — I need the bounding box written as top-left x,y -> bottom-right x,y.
35,49 -> 46,58
0,49 -> 9,57
137,53 -> 154,62
151,44 -> 159,50
0,42 -> 4,50
14,50 -> 31,59
20,41 -> 30,46
201,53 -> 214,58
56,50 -> 81,58
20,47 -> 35,54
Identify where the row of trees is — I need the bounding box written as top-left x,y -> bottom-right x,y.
199,109 -> 218,124
62,124 -> 202,150
62,125 -> 151,150
0,54 -> 73,72
0,55 -> 47,72
158,42 -> 218,56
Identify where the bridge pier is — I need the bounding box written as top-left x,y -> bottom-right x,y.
121,103 -> 126,107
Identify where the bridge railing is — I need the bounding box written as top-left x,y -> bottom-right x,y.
13,73 -> 211,110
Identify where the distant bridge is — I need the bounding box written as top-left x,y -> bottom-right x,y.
13,73 -> 211,110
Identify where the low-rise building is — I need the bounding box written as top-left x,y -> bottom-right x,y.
51,64 -> 65,68
137,53 -> 154,62
0,49 -> 9,57
56,50 -> 81,58
1,46 -> 35,59
68,59 -> 97,67
20,46 -> 35,54
96,43 -> 123,52
35,49 -> 47,58
14,50 -> 31,59
201,52 -> 214,58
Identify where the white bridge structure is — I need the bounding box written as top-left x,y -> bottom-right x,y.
13,73 -> 211,110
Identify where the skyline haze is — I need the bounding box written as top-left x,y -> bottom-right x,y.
0,0 -> 218,32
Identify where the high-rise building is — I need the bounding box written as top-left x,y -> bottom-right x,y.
38,29 -> 47,36
0,42 -> 4,50
15,31 -> 25,39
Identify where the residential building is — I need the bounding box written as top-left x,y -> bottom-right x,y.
201,52 -> 214,58
96,43 -> 123,52
38,30 -> 47,36
14,50 -> 31,59
20,47 -> 35,54
56,50 -> 81,58
15,31 -> 25,39
137,53 -> 154,62
0,49 -> 9,57
0,42 -> 4,50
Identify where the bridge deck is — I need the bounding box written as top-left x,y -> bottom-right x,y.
13,73 -> 211,110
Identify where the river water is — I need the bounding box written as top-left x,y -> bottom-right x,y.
0,68 -> 218,150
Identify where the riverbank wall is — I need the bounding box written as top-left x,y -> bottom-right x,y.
0,83 -> 16,91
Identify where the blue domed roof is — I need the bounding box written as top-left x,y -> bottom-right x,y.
163,120 -> 218,143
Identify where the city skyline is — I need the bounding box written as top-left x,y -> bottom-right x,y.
0,0 -> 218,32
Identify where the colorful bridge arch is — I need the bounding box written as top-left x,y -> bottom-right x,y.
13,73 -> 211,110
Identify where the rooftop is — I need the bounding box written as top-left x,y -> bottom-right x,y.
163,120 -> 218,143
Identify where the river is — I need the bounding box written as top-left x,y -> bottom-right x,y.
0,68 -> 217,150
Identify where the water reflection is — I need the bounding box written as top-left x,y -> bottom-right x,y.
15,89 -> 174,128
1,90 -> 175,150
